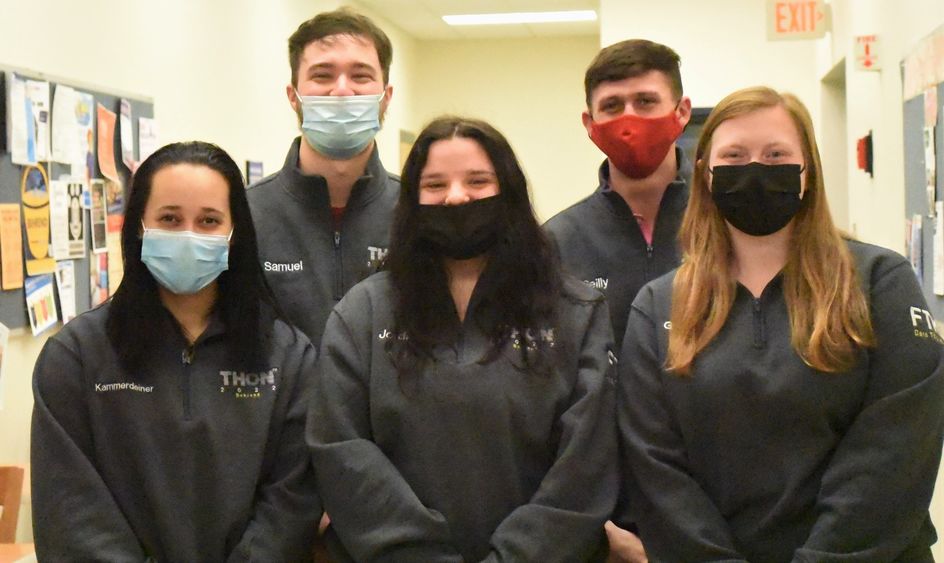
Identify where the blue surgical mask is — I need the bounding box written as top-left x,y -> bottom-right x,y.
295,90 -> 385,160
141,226 -> 232,295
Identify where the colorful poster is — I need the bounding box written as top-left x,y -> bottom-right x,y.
25,274 -> 58,336
90,251 -> 108,307
119,99 -> 136,170
50,180 -> 87,260
89,179 -> 107,253
97,103 -> 119,181
55,260 -> 77,324
138,117 -> 159,163
0,205 -> 24,290
20,164 -> 56,275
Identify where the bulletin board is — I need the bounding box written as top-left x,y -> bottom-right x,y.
0,65 -> 153,330
902,23 -> 944,321
903,81 -> 944,320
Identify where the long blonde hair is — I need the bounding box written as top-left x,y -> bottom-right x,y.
666,87 -> 874,375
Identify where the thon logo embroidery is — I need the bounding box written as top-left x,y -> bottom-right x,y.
219,368 -> 279,399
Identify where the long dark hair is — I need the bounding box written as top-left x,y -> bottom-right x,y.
385,116 -> 562,373
107,141 -> 282,372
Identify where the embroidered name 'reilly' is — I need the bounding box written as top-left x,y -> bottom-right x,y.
95,382 -> 154,393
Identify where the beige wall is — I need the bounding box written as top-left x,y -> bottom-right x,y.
411,35 -> 603,222
599,0 -> 820,117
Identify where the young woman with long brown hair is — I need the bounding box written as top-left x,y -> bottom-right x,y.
309,116 -> 617,562
617,86 -> 944,561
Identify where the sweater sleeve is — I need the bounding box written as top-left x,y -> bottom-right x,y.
30,338 -> 147,562
308,310 -> 464,563
617,293 -> 749,562
793,259 -> 944,561
480,299 -> 617,562
227,336 -> 322,562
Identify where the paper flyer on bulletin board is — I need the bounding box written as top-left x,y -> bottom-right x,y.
51,85 -> 96,181
55,260 -> 77,324
50,180 -> 87,260
97,103 -> 119,182
25,274 -> 58,336
0,204 -> 24,290
89,179 -> 107,254
138,117 -> 159,163
20,164 -> 56,275
119,98 -> 135,170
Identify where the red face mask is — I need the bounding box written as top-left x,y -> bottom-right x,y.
588,110 -> 683,179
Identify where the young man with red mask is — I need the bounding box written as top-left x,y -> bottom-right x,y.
543,39 -> 691,562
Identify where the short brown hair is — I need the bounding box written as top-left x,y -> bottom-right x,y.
584,39 -> 683,107
288,7 -> 393,87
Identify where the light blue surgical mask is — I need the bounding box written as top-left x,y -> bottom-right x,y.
141,226 -> 232,295
295,90 -> 385,160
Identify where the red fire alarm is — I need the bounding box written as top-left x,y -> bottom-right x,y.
856,131 -> 873,177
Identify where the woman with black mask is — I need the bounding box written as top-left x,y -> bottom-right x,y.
309,116 -> 618,562
617,87 -> 944,561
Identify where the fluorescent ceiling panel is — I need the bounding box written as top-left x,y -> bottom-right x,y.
443,10 -> 597,26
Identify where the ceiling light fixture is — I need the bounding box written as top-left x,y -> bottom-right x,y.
442,10 -> 597,26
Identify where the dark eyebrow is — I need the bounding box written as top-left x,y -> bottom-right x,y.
307,62 -> 377,75
155,205 -> 224,214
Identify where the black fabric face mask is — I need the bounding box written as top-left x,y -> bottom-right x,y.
710,162 -> 804,236
416,195 -> 503,259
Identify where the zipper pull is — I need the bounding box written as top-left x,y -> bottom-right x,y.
181,347 -> 194,365
334,231 -> 341,248
646,244 -> 654,259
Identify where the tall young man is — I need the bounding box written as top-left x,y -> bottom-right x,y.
545,39 -> 691,352
543,39 -> 692,562
248,8 -> 399,348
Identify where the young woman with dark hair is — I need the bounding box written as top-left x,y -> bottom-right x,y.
310,116 -> 618,562
617,87 -> 944,561
31,141 -> 321,562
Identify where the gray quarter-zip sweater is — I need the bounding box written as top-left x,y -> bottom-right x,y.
31,303 -> 321,562
247,138 -> 399,347
544,152 -> 689,351
309,271 -> 618,562
618,240 -> 944,562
